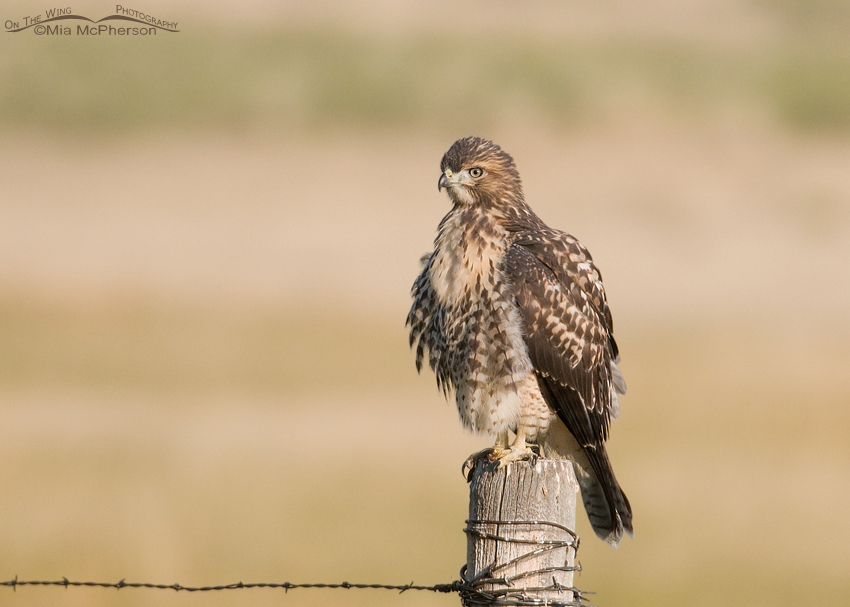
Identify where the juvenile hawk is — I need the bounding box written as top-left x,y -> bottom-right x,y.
408,136 -> 632,546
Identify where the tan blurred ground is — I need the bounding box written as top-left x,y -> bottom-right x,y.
1,2 -> 849,607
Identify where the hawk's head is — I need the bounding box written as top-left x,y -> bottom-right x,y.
438,137 -> 523,209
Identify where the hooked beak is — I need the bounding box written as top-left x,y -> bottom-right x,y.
438,168 -> 475,193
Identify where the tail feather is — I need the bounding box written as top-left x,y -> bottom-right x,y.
577,446 -> 633,547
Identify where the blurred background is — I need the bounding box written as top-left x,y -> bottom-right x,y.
1,1 -> 849,606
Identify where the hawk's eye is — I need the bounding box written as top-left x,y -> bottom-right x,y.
469,167 -> 484,178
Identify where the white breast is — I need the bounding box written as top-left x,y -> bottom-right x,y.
426,209 -> 535,436
429,211 -> 504,308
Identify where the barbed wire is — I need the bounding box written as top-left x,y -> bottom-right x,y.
0,576 -> 460,593
2,520 -> 591,606
1,574 -> 591,606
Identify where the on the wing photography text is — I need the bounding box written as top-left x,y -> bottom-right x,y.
5,5 -> 179,35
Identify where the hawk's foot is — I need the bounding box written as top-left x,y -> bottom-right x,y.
488,442 -> 540,468
462,443 -> 541,481
462,448 -> 496,482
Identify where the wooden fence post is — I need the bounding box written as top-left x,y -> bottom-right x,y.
463,458 -> 581,606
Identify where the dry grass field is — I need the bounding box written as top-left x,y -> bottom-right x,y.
1,2 -> 849,606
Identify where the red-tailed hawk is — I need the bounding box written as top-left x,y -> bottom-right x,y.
408,136 -> 632,546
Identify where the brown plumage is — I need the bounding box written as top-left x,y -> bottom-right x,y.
407,136 -> 632,545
